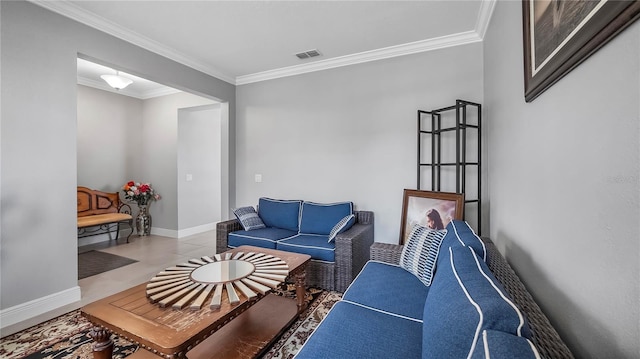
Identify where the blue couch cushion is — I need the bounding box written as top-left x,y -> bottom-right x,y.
257,198 -> 302,231
472,330 -> 541,359
399,225 -> 447,286
295,301 -> 422,359
342,261 -> 428,321
277,234 -> 335,262
422,246 -> 531,359
228,227 -> 297,249
451,220 -> 487,260
299,201 -> 353,235
438,220 -> 487,266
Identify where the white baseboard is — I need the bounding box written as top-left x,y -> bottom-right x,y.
177,223 -> 216,239
77,229 -> 134,246
150,227 -> 178,238
148,224 -> 215,239
0,286 -> 81,329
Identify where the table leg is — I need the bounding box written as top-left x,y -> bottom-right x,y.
295,269 -> 307,313
88,326 -> 113,359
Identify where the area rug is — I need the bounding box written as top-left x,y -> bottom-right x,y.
78,251 -> 138,280
0,287 -> 341,359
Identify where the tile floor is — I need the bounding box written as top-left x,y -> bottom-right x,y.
1,231 -> 218,337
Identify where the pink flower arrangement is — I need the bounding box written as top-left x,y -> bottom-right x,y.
122,181 -> 161,206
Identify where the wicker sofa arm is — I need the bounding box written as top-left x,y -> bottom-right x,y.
482,238 -> 574,359
334,211 -> 375,292
370,242 -> 403,265
216,218 -> 242,254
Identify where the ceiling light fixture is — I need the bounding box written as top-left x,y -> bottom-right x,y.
100,71 -> 133,90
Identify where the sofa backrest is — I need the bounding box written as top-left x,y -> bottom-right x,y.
257,198 -> 302,231
483,239 -> 574,358
299,201 -> 353,235
437,220 -> 487,267
422,245 -> 535,358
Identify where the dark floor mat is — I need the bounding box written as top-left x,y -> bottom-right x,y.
78,250 -> 138,279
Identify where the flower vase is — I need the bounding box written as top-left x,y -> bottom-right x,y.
136,204 -> 152,236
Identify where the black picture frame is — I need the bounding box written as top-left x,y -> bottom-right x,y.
399,189 -> 464,245
523,0 -> 640,102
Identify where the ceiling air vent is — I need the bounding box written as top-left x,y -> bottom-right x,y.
295,49 -> 321,60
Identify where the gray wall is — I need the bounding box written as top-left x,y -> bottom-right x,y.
141,93 -> 217,235
0,0 -> 235,321
236,43 -> 485,243
483,2 -> 639,358
77,85 -> 143,246
178,104 -> 223,231
77,85 -> 142,193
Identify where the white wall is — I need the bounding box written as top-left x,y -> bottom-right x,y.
77,85 -> 220,241
178,104 -> 222,232
484,2 -> 639,358
141,93 -> 217,236
0,1 -> 235,330
77,85 -> 143,192
77,85 -> 143,245
236,43 -> 485,243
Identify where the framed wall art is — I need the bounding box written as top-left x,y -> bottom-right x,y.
399,189 -> 464,245
523,0 -> 640,102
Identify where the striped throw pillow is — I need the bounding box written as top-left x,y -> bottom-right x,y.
399,224 -> 447,286
328,214 -> 356,243
233,206 -> 266,231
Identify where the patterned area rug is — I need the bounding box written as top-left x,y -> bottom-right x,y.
78,251 -> 138,280
0,287 -> 341,359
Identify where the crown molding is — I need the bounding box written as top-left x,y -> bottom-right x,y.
142,86 -> 183,100
236,30 -> 482,85
30,0 -> 236,85
77,76 -> 143,99
238,0 -> 496,85
77,77 -> 181,99
476,0 -> 497,40
33,0 -> 496,86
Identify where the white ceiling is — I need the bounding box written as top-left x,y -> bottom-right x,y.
77,58 -> 181,99
38,0 -> 495,87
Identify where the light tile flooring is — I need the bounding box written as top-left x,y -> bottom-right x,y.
1,231 -> 218,337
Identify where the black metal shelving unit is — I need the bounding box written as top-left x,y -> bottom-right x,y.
417,99 -> 482,235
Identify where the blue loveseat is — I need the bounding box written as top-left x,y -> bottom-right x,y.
295,220 -> 573,359
216,198 -> 374,292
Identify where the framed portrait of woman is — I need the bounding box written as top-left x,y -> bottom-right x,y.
399,189 -> 464,245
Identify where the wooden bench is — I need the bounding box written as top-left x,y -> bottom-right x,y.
77,186 -> 134,243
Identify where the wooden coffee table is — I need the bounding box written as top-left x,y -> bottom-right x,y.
81,246 -> 311,359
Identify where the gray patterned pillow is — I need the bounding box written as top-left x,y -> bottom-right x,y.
399,224 -> 447,286
233,206 -> 266,231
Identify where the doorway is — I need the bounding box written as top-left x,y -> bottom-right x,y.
77,57 -> 228,242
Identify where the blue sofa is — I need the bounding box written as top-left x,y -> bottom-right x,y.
295,220 -> 573,359
216,198 -> 374,292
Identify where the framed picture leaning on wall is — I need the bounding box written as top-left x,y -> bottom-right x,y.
522,0 -> 640,102
399,189 -> 464,245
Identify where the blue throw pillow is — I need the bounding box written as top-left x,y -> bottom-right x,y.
257,198 -> 302,231
328,214 -> 356,243
399,224 -> 447,286
233,206 -> 265,231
